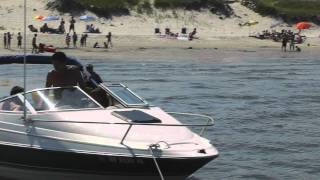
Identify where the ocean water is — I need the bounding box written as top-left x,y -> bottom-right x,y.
0,57 -> 319,180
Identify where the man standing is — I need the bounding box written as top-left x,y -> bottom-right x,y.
32,34 -> 38,53
281,34 -> 288,52
7,32 -> 11,49
69,16 -> 76,33
46,52 -> 84,89
17,32 -> 22,49
80,34 -> 84,47
106,32 -> 112,48
72,32 -> 78,48
3,33 -> 7,49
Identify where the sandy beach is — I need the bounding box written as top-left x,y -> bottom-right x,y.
0,0 -> 319,61
1,33 -> 320,62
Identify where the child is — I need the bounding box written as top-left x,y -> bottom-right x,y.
17,32 -> 22,49
32,34 -> 38,53
65,33 -> 71,48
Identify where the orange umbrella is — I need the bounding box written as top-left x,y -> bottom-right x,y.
34,15 -> 44,20
296,22 -> 312,30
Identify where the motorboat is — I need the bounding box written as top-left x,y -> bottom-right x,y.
0,55 -> 218,180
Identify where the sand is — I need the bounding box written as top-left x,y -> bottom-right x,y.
0,0 -> 319,61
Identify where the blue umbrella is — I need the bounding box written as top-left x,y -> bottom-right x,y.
80,15 -> 96,21
43,15 -> 60,21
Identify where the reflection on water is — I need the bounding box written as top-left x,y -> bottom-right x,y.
1,57 -> 320,179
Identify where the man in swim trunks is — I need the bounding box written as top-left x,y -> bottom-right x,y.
46,52 -> 85,89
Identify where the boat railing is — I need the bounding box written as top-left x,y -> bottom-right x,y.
27,112 -> 214,144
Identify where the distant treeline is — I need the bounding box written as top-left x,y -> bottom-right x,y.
47,0 -> 233,17
241,0 -> 320,24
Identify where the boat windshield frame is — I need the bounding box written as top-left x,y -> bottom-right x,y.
100,83 -> 149,108
0,86 -> 104,114
0,94 -> 34,114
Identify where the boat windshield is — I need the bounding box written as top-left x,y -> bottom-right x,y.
24,87 -> 101,112
102,83 -> 148,107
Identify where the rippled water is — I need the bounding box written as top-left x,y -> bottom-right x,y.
0,57 -> 320,180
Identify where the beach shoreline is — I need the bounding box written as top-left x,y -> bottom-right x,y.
0,34 -> 319,61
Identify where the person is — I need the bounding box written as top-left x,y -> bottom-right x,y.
0,86 -> 25,112
38,43 -> 56,53
69,16 -> 76,33
58,24 -> 65,34
89,87 -> 109,107
38,43 -> 45,53
10,86 -> 24,96
89,24 -> 94,32
7,32 -> 11,49
80,34 -> 85,47
40,23 -> 49,33
60,18 -> 65,26
189,28 -> 197,41
295,46 -> 301,52
103,42 -> 108,48
72,32 -> 78,48
28,25 -> 38,33
57,18 -> 66,34
281,35 -> 288,52
106,32 -> 112,48
65,33 -> 71,48
86,24 -> 100,33
46,52 -> 85,89
17,32 -> 22,49
93,42 -> 100,48
84,34 -> 88,47
32,34 -> 38,53
289,34 -> 295,51
3,33 -> 7,49
84,64 -> 103,88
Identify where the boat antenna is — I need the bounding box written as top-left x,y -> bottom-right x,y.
23,0 -> 27,120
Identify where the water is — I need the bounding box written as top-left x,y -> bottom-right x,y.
0,57 -> 320,180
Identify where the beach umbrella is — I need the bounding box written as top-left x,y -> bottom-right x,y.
34,15 -> 44,20
42,15 -> 60,22
296,22 -> 312,30
80,15 -> 96,22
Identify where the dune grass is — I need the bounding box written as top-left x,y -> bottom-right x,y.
256,0 -> 320,16
50,0 -> 231,17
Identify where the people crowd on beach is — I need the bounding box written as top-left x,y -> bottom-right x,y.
1,15 -> 115,53
2,15 -> 201,53
1,15 -> 310,54
252,29 -> 305,52
278,29 -> 303,52
255,29 -> 304,43
158,27 -> 198,41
